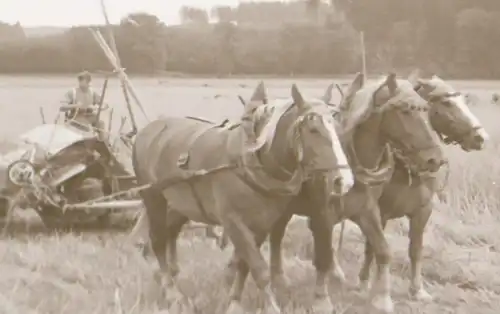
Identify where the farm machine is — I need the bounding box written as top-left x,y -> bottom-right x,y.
0,2 -> 226,249
0,72 -> 142,228
0,12 -> 149,228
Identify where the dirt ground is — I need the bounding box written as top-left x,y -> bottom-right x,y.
1,76 -> 500,313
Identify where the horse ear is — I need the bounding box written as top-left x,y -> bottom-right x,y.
335,83 -> 345,103
343,72 -> 364,101
291,84 -> 304,108
250,81 -> 267,104
386,73 -> 398,93
322,83 -> 334,104
408,69 -> 421,88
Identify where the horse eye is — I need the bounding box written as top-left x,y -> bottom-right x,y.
309,126 -> 320,134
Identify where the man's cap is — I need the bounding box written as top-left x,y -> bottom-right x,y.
77,71 -> 92,81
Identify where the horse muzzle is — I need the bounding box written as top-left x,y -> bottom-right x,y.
463,127 -> 489,151
329,167 -> 354,197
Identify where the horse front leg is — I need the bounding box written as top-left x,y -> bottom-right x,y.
307,211 -> 340,314
357,220 -> 387,293
224,210 -> 294,292
353,208 -> 394,313
222,214 -> 280,314
408,201 -> 433,301
269,210 -> 294,291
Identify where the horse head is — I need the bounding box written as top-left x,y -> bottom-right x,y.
244,82 -> 354,196
409,70 -> 489,151
337,72 -> 446,174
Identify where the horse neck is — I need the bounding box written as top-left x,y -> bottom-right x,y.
351,117 -> 387,169
257,111 -> 297,180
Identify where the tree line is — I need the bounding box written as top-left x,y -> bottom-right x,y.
0,0 -> 499,79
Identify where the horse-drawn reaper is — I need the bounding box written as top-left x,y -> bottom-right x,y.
132,82 -> 354,313
0,74 -> 138,228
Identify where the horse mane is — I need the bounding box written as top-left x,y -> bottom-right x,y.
248,96 -> 345,165
341,78 -> 418,136
249,98 -> 295,152
425,76 -> 454,96
340,77 -> 387,136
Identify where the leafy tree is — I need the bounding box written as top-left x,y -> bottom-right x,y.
179,6 -> 209,24
117,13 -> 167,73
211,5 -> 236,24
0,21 -> 26,42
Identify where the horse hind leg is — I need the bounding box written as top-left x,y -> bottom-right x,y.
140,188 -> 193,311
166,210 -> 189,278
408,203 -> 433,301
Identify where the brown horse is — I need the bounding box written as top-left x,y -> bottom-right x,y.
132,82 -> 354,314
225,73 -> 447,313
356,71 -> 489,302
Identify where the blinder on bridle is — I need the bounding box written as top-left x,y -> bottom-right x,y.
288,105 -> 349,174
289,107 -> 321,164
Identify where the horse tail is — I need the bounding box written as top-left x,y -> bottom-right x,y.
128,133 -> 149,247
129,127 -> 162,258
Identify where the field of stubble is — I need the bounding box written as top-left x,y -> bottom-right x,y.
1,76 -> 500,314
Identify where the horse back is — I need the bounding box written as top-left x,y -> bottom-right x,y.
133,116 -> 240,185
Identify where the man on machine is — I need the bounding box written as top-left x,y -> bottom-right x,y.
60,71 -> 107,134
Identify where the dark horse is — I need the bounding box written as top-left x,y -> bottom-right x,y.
132,83 -> 354,314
225,73 -> 448,313
355,71 -> 489,302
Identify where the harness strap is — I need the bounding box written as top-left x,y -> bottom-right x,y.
347,142 -> 394,186
177,124 -> 220,224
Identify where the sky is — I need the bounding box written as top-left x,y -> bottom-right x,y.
0,0 -> 256,27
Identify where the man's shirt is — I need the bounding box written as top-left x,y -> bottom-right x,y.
63,87 -> 100,108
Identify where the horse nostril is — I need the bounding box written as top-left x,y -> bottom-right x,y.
426,158 -> 441,172
473,134 -> 484,144
333,177 -> 343,189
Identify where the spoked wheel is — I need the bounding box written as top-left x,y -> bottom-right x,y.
36,177 -> 111,230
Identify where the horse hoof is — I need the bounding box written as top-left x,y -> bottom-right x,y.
356,279 -> 372,295
271,273 -> 289,291
311,296 -> 334,314
371,295 -> 394,313
225,301 -> 246,314
410,288 -> 433,302
142,278 -> 165,304
331,267 -> 347,285
257,304 -> 281,314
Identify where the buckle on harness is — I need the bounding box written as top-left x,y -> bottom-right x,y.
177,153 -> 190,170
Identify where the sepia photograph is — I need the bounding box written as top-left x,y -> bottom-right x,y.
0,0 -> 498,313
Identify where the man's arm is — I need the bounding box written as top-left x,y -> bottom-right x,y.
59,90 -> 74,111
93,91 -> 101,106
93,91 -> 109,110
